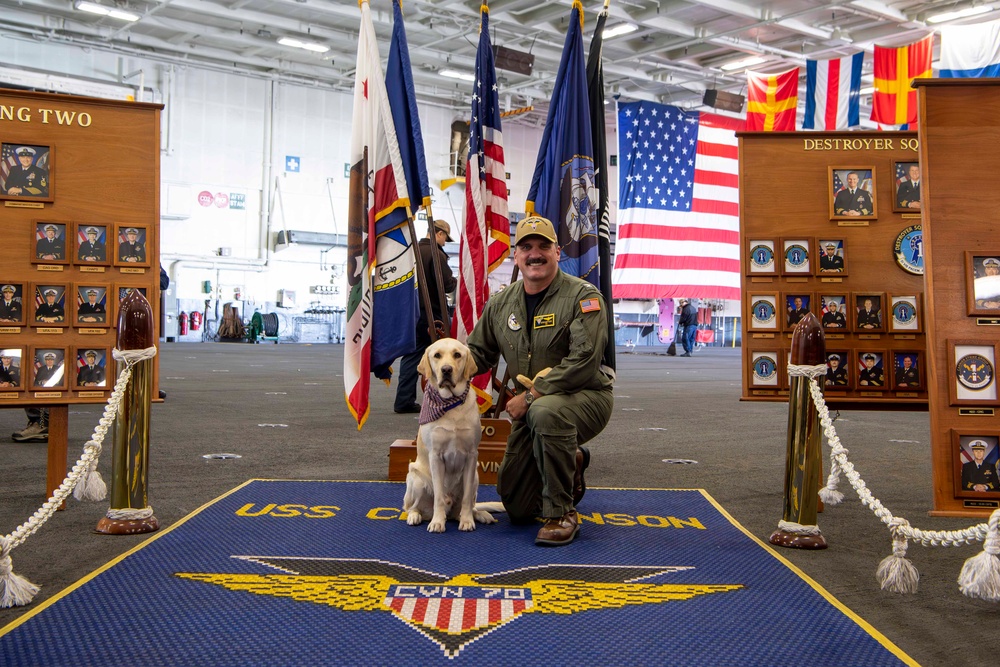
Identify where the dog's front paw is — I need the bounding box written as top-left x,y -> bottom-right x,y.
405,510 -> 424,526
458,515 -> 477,531
474,509 -> 498,525
427,518 -> 447,533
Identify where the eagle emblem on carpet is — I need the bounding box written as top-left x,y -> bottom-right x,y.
177,557 -> 743,657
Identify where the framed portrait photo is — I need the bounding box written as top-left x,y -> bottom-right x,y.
829,166 -> 877,220
116,285 -> 149,304
0,142 -> 53,203
781,292 -> 813,331
0,346 -> 25,391
31,221 -> 69,265
749,350 -> 781,388
888,293 -> 922,333
853,292 -> 885,333
747,293 -> 779,332
892,351 -> 923,391
30,283 -> 68,327
114,223 -> 151,268
818,294 -> 848,331
965,252 -> 1000,316
74,223 -> 111,266
780,238 -> 813,275
947,340 -> 1000,407
816,239 -> 848,276
29,346 -> 68,391
745,238 -> 778,276
856,350 -> 888,391
953,431 -> 1000,498
72,346 -> 110,390
824,350 -> 851,391
0,282 -> 27,326
892,161 -> 921,213
72,284 -> 111,328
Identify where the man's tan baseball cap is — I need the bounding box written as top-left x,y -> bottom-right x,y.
516,215 -> 557,244
432,220 -> 454,242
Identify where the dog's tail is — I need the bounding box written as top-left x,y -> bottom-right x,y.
474,501 -> 506,513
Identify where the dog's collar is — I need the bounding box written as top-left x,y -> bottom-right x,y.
419,385 -> 471,425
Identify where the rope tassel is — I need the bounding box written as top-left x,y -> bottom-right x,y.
0,537 -> 40,609
876,520 -> 919,594
958,510 -> 1000,601
73,446 -> 107,503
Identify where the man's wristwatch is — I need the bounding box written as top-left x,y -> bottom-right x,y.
523,391 -> 534,405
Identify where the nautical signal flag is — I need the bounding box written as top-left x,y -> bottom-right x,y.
803,52 -> 863,130
745,68 -> 798,131
939,19 -> 1000,78
871,34 -> 933,127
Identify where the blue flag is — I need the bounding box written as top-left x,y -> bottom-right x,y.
371,0 -> 426,378
525,0 -> 598,286
587,3 -> 614,371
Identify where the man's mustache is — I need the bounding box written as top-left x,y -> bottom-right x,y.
525,258 -> 547,266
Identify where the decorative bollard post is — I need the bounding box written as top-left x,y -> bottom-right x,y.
769,312 -> 827,550
96,289 -> 159,535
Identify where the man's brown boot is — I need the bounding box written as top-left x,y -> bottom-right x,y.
535,511 -> 579,546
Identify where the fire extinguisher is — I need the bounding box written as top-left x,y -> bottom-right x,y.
179,311 -> 189,335
190,311 -> 202,331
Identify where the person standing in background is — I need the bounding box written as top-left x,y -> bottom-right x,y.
678,298 -> 698,357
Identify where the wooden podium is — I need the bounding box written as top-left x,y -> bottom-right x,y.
388,418 -> 510,485
916,79 -> 1000,517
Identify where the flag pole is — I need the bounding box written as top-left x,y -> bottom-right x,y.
406,207 -> 439,344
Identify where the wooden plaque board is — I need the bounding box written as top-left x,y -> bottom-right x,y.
0,89 -> 162,406
737,131 -> 927,408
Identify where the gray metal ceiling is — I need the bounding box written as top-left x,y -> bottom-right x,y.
0,0 -> 993,126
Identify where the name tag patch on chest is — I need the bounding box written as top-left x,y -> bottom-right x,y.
534,313 -> 555,329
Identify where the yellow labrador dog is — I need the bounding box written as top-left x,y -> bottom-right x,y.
402,338 -> 498,532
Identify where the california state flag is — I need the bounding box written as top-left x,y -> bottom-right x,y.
345,0 -> 409,429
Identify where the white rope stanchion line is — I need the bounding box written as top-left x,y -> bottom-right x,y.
798,372 -> 1000,598
0,346 -> 157,607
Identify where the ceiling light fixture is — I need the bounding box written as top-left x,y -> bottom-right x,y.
440,69 -> 476,82
720,55 -> 766,71
277,37 -> 330,53
926,4 -> 994,24
74,1 -> 140,22
603,23 -> 638,39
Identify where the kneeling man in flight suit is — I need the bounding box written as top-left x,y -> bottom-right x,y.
466,215 -> 614,546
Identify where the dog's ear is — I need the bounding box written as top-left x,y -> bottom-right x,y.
463,347 -> 480,381
417,348 -> 432,379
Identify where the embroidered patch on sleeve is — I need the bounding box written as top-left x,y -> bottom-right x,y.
580,298 -> 601,313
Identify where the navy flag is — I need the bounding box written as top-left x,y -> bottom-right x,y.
525,0 -> 598,286
371,0 -> 427,379
587,1 -> 614,372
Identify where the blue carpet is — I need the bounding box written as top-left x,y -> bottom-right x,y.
0,480 -> 916,666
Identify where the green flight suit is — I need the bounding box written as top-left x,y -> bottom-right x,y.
467,270 -> 614,521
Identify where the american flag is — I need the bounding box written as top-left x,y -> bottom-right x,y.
452,4 -> 509,343
0,143 -> 18,186
612,101 -> 743,300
